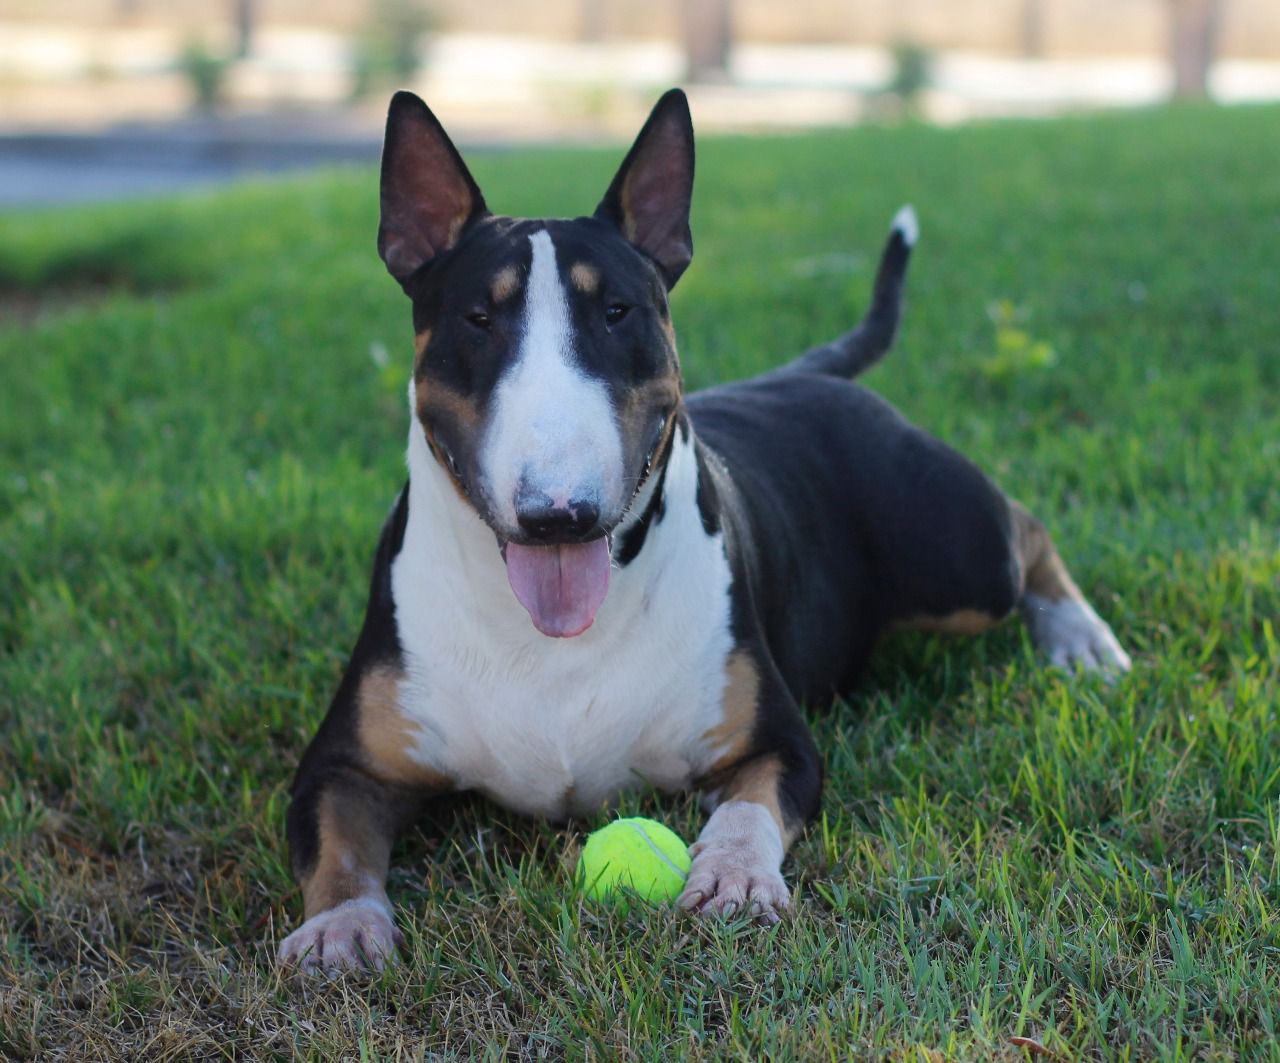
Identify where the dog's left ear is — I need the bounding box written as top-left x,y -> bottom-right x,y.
378,91 -> 489,288
595,89 -> 695,289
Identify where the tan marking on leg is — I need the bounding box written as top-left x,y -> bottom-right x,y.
902,607 -> 1005,635
302,792 -> 395,918
719,756 -> 796,846
1011,499 -> 1132,674
702,650 -> 759,769
569,261 -> 600,294
701,655 -> 804,846
356,667 -> 454,791
1011,500 -> 1084,603
681,755 -> 795,921
282,791 -> 402,970
490,266 -> 520,303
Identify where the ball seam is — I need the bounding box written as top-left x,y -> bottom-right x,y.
622,820 -> 686,880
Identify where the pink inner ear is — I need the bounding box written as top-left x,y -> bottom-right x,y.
380,102 -> 482,279
617,114 -> 692,277
625,158 -> 679,235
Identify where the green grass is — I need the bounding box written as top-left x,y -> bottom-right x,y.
2,102 -> 1278,1060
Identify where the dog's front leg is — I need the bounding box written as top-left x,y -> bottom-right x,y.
278,759 -> 426,972
681,667 -> 821,923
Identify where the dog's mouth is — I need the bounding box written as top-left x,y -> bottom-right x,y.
499,534 -> 612,639
488,415 -> 670,639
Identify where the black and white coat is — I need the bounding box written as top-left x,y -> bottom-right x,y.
278,90 -> 1130,972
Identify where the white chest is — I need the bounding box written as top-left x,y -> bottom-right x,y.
388,428 -> 737,818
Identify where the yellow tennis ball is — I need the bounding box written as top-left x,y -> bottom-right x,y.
576,817 -> 691,908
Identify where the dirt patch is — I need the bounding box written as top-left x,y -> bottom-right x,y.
0,283 -> 149,328
0,228 -> 192,328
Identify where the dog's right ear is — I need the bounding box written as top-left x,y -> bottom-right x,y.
378,92 -> 488,287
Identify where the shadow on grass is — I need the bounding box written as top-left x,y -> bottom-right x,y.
0,224 -> 201,326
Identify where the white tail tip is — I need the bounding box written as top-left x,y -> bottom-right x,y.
892,205 -> 919,247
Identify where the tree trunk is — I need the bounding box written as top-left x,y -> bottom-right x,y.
1020,0 -> 1046,59
233,0 -> 255,60
682,0 -> 733,83
1168,0 -> 1223,99
580,0 -> 606,43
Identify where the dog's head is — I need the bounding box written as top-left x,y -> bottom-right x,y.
378,90 -> 694,637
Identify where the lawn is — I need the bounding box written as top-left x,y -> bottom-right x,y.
2,102 -> 1278,1060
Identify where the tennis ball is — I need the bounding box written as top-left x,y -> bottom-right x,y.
576,817 -> 691,908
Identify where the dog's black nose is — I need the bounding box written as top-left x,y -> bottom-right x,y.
515,496 -> 601,544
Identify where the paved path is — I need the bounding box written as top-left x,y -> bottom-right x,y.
3,30 -> 1278,209
0,121 -> 382,208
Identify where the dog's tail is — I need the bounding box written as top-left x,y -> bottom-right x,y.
789,205 -> 917,379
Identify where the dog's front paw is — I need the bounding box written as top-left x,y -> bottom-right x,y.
677,800 -> 790,924
678,845 -> 791,924
1023,593 -> 1132,676
278,897 -> 401,973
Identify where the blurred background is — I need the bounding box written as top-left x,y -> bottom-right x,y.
1,0 -> 1278,206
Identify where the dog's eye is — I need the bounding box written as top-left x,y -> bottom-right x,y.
464,310 -> 492,330
604,304 -> 631,326
439,443 -> 464,483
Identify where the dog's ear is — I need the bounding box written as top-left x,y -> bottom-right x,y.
594,89 -> 695,289
378,91 -> 488,287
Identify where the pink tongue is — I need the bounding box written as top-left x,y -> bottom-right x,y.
503,537 -> 612,638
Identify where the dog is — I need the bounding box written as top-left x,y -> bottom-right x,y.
277,89 -> 1130,971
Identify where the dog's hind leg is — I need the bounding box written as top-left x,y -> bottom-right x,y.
1010,501 -> 1132,675
898,496 -> 1130,676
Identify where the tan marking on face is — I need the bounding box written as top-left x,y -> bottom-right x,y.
659,313 -> 676,346
617,369 -> 682,485
302,793 -> 394,918
702,650 -> 759,768
422,425 -> 473,507
490,266 -> 520,303
569,261 -> 600,294
413,328 -> 432,369
650,402 -> 678,466
416,380 -> 483,506
417,378 -> 481,432
414,375 -> 429,422
356,666 -> 453,791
